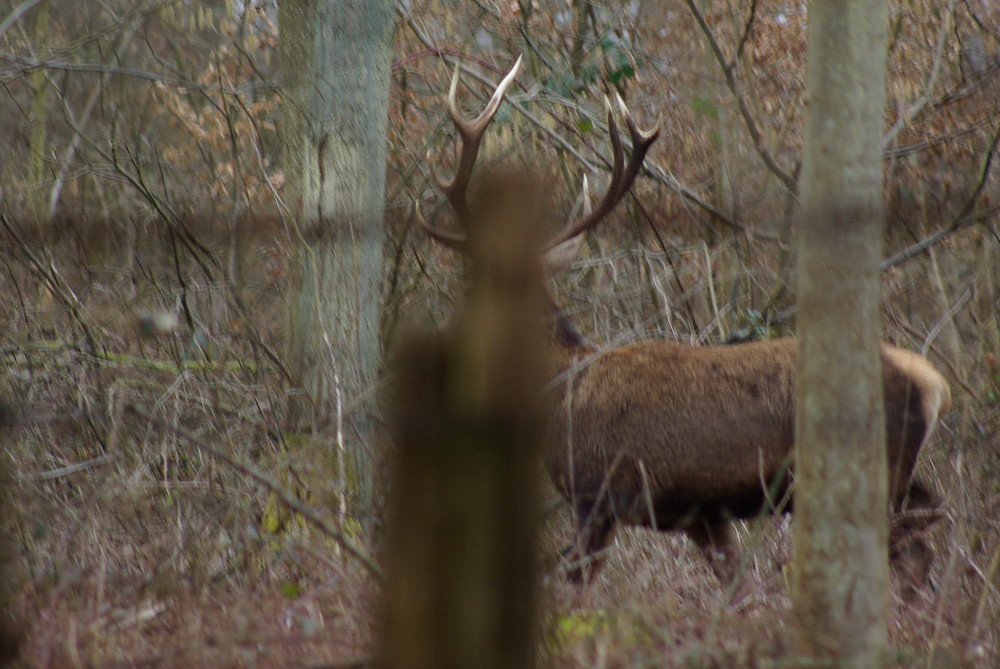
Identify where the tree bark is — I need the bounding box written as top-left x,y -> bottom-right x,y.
793,0 -> 891,665
279,0 -> 394,511
382,172 -> 547,669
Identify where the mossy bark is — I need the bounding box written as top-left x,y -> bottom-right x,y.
793,0 -> 891,665
279,0 -> 394,511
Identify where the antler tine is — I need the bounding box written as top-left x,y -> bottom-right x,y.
413,199 -> 467,251
436,56 -> 524,220
448,55 -> 523,141
614,92 -> 663,200
543,93 -> 662,253
421,56 -> 523,247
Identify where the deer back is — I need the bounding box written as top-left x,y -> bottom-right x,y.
545,337 -> 949,527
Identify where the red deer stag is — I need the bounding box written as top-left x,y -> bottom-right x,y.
421,56 -> 951,587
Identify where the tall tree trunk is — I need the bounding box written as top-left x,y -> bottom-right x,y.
279,1 -> 394,512
793,0 -> 891,665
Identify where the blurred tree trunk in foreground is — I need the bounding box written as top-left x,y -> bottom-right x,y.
279,0 -> 395,512
793,0 -> 891,665
381,172 -> 548,669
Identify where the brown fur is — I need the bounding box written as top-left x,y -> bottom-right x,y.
545,320 -> 951,584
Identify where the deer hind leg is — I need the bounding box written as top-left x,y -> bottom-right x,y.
564,506 -> 616,583
684,520 -> 739,584
890,478 -> 945,593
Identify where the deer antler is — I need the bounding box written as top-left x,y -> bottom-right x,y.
542,95 -> 662,253
418,57 -> 523,249
435,56 -> 524,222
421,55 -> 661,257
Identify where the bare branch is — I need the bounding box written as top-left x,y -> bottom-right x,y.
683,0 -> 797,192
0,0 -> 44,39
882,0 -> 957,150
125,403 -> 385,583
882,121 -> 1000,269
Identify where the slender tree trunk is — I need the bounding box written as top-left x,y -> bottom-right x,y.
279,1 -> 394,512
793,0 -> 891,665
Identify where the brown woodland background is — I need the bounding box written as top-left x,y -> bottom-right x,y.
1,0 -> 998,666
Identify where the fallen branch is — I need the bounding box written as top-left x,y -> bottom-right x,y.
124,403 -> 384,584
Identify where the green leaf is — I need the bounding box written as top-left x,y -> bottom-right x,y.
609,64 -> 635,85
692,96 -> 719,120
280,582 -> 302,599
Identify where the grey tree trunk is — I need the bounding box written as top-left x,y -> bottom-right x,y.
279,1 -> 394,511
793,0 -> 891,665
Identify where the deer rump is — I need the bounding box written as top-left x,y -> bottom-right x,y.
547,337 -> 949,583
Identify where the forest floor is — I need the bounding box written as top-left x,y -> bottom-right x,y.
2,323 -> 997,667
3,1 -> 999,664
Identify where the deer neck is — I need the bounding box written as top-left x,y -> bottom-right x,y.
547,308 -> 596,379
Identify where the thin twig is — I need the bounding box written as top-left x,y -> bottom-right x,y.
19,454 -> 117,481
883,0 -> 957,150
683,0 -> 797,192
0,0 -> 44,39
734,0 -> 759,61
880,206 -> 999,271
0,54 -> 275,96
322,332 -> 348,539
882,120 -> 1000,269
